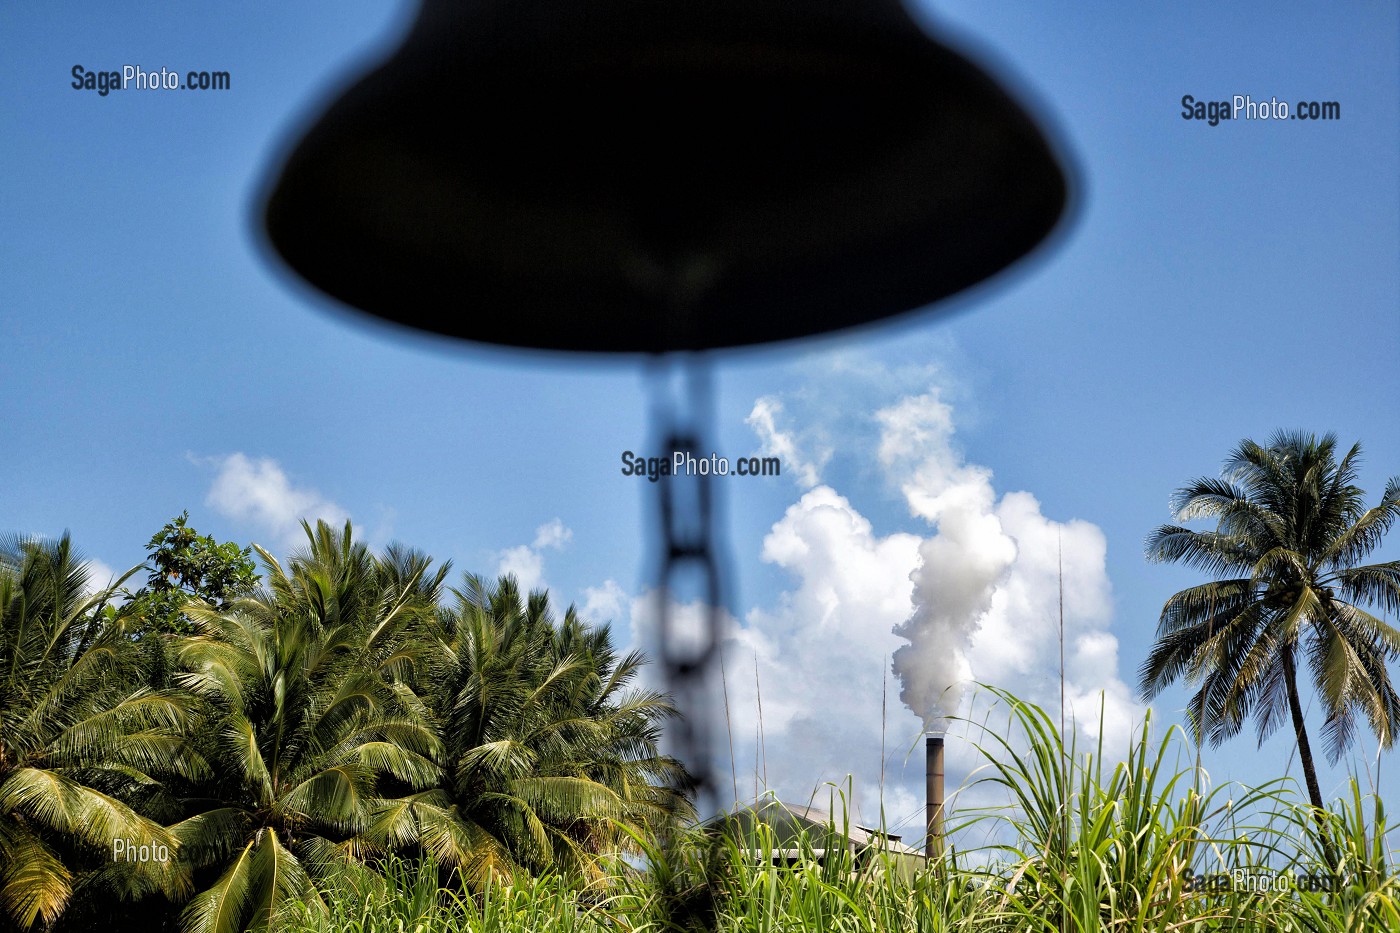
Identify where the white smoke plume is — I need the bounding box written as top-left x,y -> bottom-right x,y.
881,392 -> 1015,730
881,389 -> 1138,744
894,515 -> 1015,730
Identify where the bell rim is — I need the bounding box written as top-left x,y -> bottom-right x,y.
259,9 -> 1077,356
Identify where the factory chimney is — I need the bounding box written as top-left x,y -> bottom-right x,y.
926,735 -> 945,860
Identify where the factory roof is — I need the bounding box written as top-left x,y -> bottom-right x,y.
709,797 -> 924,857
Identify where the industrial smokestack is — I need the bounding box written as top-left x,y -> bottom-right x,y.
926,735 -> 945,860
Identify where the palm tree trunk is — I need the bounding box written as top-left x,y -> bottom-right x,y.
1282,647 -> 1337,867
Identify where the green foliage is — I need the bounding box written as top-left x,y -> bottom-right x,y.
383,573 -> 693,888
422,689 -> 1399,933
156,522 -> 686,932
284,855 -> 624,933
170,520 -> 442,933
276,689 -> 1400,933
7,510 -> 1396,933
1140,431 -> 1400,851
0,534 -> 197,931
126,513 -> 259,636
951,688 -> 1400,931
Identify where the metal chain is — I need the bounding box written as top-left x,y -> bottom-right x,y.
652,357 -> 726,930
654,358 -> 723,808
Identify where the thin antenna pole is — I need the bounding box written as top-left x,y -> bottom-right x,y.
1058,532 -> 1066,758
755,657 -> 768,792
880,656 -> 888,806
753,657 -> 760,800
1057,533 -> 1068,933
719,647 -> 739,806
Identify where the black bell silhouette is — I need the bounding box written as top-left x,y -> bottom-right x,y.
264,0 -> 1068,353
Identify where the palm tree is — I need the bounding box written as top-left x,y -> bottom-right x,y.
1139,432 -> 1400,840
0,535 -> 195,930
259,521 -> 448,689
169,522 -> 442,933
547,608 -> 695,849
372,575 -> 691,887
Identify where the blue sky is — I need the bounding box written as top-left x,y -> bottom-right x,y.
3,1 -> 1398,841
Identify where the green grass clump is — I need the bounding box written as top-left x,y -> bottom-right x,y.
280,688 -> 1400,933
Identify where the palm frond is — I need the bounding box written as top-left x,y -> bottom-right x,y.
0,823 -> 72,930
0,767 -> 177,853
180,838 -> 258,933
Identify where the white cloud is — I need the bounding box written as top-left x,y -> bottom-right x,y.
580,579 -> 629,625
80,558 -> 121,597
532,518 -> 573,550
583,381 -> 1146,842
745,397 -> 830,490
496,546 -> 544,594
594,486 -> 925,824
701,381 -> 1149,842
201,453 -> 349,551
495,518 -> 571,594
722,485 -> 925,823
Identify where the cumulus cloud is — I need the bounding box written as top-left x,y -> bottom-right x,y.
532,518 -> 573,550
699,384 -> 1146,839
746,397 -> 830,489
496,519 -> 572,594
580,579 -> 630,626
591,381 -> 1145,841
80,558 -> 122,598
201,453 -> 349,551
722,486 -> 925,823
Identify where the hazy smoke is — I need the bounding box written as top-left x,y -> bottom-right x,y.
881,392 -> 1017,732
894,510 -> 1016,730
